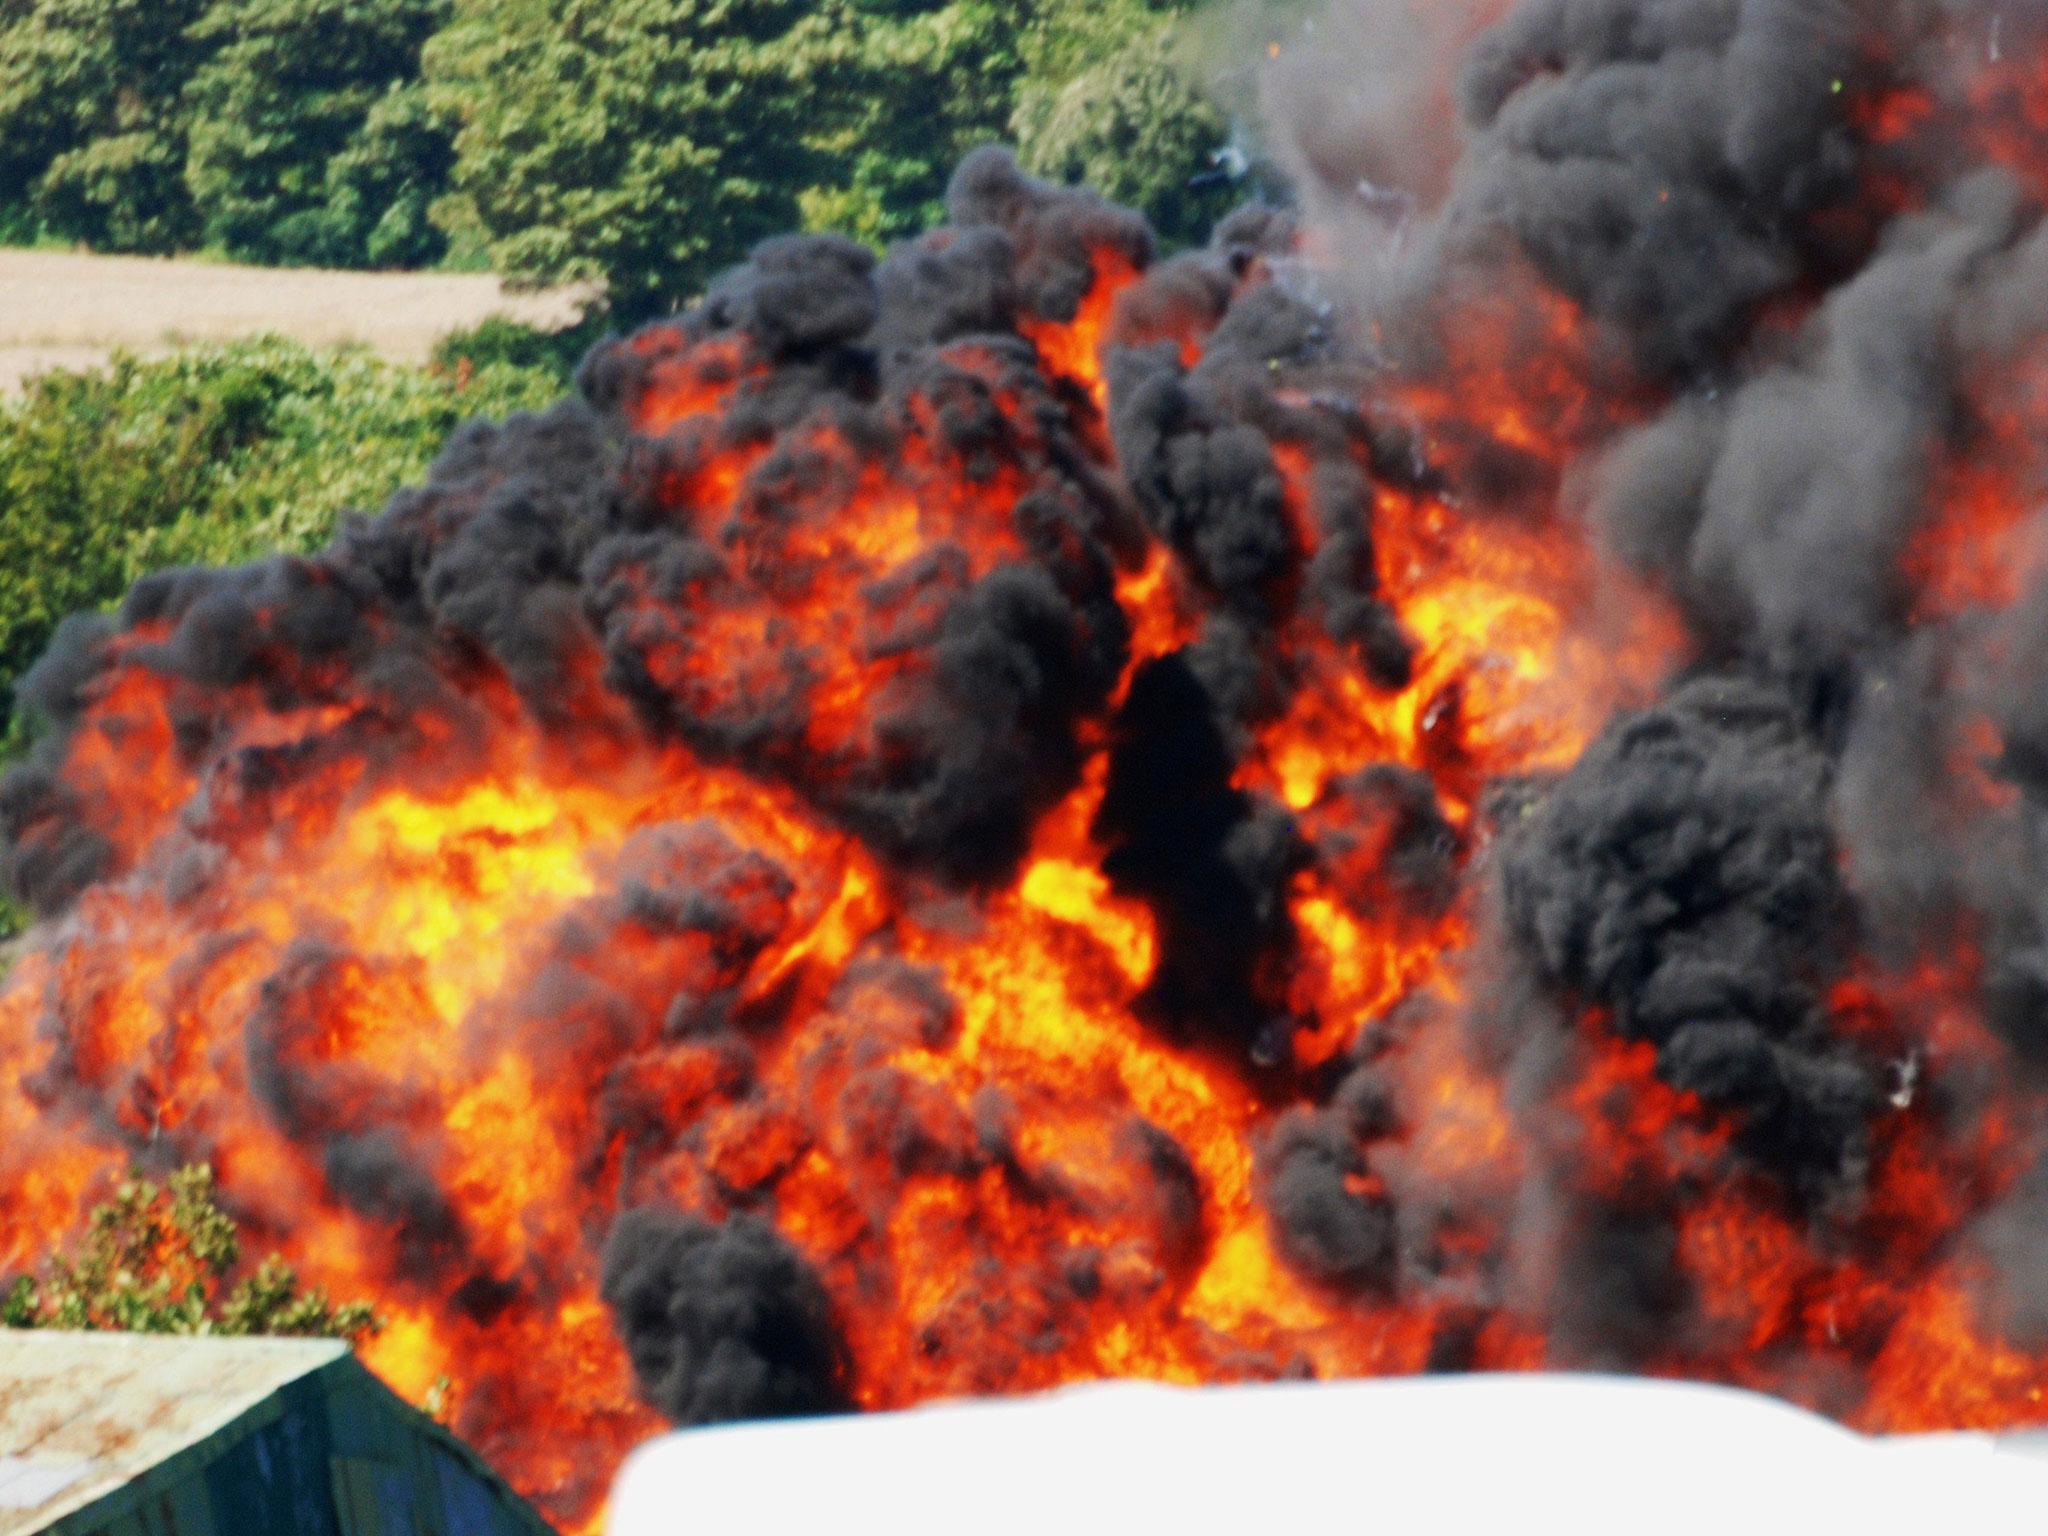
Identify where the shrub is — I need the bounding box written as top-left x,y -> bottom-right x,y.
2,1164 -> 377,1340
0,337 -> 561,732
431,312 -> 605,385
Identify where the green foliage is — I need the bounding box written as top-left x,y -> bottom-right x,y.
1015,0 -> 1174,84
325,83 -> 459,269
798,0 -> 1227,255
0,0 -> 210,249
0,0 -> 452,265
0,337 -> 560,733
797,0 -> 1025,249
2,1164 -> 377,1340
425,0 -> 1229,316
181,0 -> 453,267
424,0 -> 855,322
1012,10 -> 1233,248
0,0 -> 1240,293
431,312 -> 605,386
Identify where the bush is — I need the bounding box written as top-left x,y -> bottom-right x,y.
2,1164 -> 377,1340
431,312 -> 606,385
0,337 -> 561,732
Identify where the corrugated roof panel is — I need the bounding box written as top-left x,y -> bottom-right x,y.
0,1332 -> 348,1535
0,1458 -> 89,1511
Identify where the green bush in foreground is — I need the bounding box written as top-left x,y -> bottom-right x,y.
431,312 -> 608,385
0,336 -> 563,734
2,1164 -> 378,1340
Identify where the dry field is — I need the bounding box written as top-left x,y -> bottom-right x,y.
0,247 -> 585,392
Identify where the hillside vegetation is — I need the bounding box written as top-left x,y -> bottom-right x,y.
0,0 -> 1238,320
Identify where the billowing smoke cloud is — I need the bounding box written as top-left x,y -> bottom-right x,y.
580,162 -> 1144,885
1240,0 -> 2048,1378
602,1208 -> 847,1426
1497,675 -> 1878,1192
1586,176 -> 2048,671
1449,0 -> 1862,374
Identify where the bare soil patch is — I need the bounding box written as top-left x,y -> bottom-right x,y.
0,248 -> 585,392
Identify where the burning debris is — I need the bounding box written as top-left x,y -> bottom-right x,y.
10,1 -> 2048,1528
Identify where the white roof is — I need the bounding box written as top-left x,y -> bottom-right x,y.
0,1331 -> 347,1534
608,1374 -> 2048,1535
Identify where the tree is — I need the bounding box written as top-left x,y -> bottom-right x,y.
0,0 -> 1236,281
0,0 -> 210,249
794,0 -> 1023,248
1012,9 -> 1237,249
421,0 -> 1232,319
181,0 -> 453,267
322,81 -> 460,269
424,0 -> 857,322
2,1164 -> 378,1340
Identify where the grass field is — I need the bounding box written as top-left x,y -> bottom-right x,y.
0,248 -> 586,392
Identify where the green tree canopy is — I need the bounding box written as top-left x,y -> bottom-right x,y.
1012,6 -> 1235,248
181,0 -> 454,267
2,1164 -> 378,1340
0,0 -> 1238,288
793,0 -> 1023,249
422,0 -> 1231,320
424,0 -> 857,322
0,0 -> 209,248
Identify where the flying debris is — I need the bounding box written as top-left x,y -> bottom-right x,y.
1189,139 -> 1254,193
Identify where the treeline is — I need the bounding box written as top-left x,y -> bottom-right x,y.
0,0 -> 1236,320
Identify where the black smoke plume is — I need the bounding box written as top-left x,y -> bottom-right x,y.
601,1208 -> 848,1426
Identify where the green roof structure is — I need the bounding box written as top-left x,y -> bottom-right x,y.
0,1332 -> 554,1536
